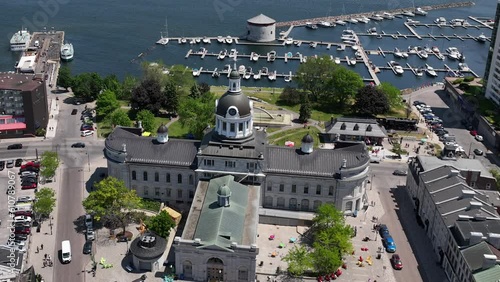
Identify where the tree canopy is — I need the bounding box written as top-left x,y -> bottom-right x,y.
39,151 -> 59,180
178,93 -> 216,139
72,72 -> 104,101
82,177 -> 142,233
145,210 -> 176,238
57,66 -> 72,90
354,85 -> 390,116
299,100 -> 312,123
131,79 -> 165,114
95,89 -> 120,117
279,86 -> 303,105
163,80 -> 180,113
377,82 -> 403,108
136,109 -> 157,132
109,109 -> 132,127
33,187 -> 56,219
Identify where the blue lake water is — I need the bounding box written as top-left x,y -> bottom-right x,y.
0,0 -> 496,89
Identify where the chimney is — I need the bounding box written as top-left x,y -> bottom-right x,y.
469,232 -> 484,245
460,190 -> 476,199
487,233 -> 500,249
194,238 -> 201,245
137,120 -> 142,129
341,159 -> 347,168
448,170 -> 460,178
468,201 -> 483,210
174,236 -> 181,244
250,244 -> 257,252
482,254 -> 497,270
121,143 -> 127,153
231,242 -> 237,249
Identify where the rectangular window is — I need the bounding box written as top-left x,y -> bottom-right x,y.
247,162 -> 255,170
304,186 -> 309,194
279,184 -> 284,192
486,183 -> 491,189
143,171 -> 148,181
222,122 -> 226,130
471,181 -> 475,188
267,185 -> 272,191
189,190 -> 194,199
177,190 -> 183,199
329,186 -> 334,196
316,185 -> 321,195
225,161 -> 235,168
167,189 -> 171,197
155,172 -> 159,182
155,187 -> 160,197
204,159 -> 214,166
144,187 -> 149,196
230,123 -> 235,132
292,185 -> 296,193
239,123 -> 243,131
166,173 -> 170,183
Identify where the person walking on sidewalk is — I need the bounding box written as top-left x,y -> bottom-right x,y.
40,244 -> 44,250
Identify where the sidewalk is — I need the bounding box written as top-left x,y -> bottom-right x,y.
45,99 -> 60,139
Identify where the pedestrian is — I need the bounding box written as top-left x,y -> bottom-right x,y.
44,254 -> 47,259
41,244 -> 44,250
36,246 -> 39,253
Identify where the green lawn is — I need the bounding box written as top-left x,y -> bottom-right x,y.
268,127 -> 321,147
167,120 -> 191,138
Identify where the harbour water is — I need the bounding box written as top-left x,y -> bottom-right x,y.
0,0 -> 496,89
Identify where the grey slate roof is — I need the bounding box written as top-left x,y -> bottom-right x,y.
265,143 -> 369,177
192,176 -> 258,250
417,155 -> 493,178
216,91 -> 252,117
129,232 -> 167,260
325,117 -> 387,138
420,166 -> 457,184
453,220 -> 500,246
247,14 -> 276,25
105,127 -> 199,167
199,129 -> 267,159
462,241 -> 495,273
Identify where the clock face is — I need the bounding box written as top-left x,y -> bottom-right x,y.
228,108 -> 237,116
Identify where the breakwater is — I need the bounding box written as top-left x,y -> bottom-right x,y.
275,1 -> 476,27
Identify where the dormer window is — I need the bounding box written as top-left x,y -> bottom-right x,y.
340,123 -> 346,130
353,124 -> 359,131
366,125 -> 372,131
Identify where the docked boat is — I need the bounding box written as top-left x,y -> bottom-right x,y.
217,49 -> 227,60
286,52 -> 293,58
198,47 -> 207,54
458,63 -> 469,71
261,67 -> 269,76
309,42 -> 316,48
229,48 -> 237,57
434,17 -> 447,25
401,10 -> 415,17
367,27 -> 377,34
305,22 -> 318,29
432,46 -> 440,53
341,33 -> 355,40
402,51 -> 409,58
477,33 -> 487,42
10,28 -> 31,51
407,46 -> 418,54
180,37 -> 187,44
223,64 -> 231,72
446,47 -> 462,60
358,17 -> 370,23
285,37 -> 294,45
347,18 -> 358,24
415,67 -> 424,77
156,33 -> 169,45
414,7 -> 428,16
343,39 -> 357,45
389,61 -> 404,75
284,74 -> 292,82
342,29 -> 355,35
370,14 -> 384,21
318,21 -> 333,27
212,69 -> 220,78
202,36 -> 211,44
195,38 -> 201,43
406,18 -> 420,24
383,12 -> 395,19
417,50 -> 428,59
393,48 -> 405,58
189,38 -> 196,45
226,36 -> 233,44
60,43 -> 74,61
335,19 -> 347,26
253,71 -> 261,80
244,67 -> 253,80
349,58 -> 357,66
268,70 -> 277,81
251,52 -> 259,61
238,65 -> 246,75
351,45 -> 359,51
334,57 -> 341,64
268,51 -> 276,62
217,36 -> 225,43
355,51 -> 363,60
449,19 -> 468,26
192,68 -> 202,77
425,65 -> 438,77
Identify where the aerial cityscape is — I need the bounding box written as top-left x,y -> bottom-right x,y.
0,0 -> 500,282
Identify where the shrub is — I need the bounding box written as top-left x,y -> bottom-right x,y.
463,76 -> 474,82
459,83 -> 470,91
452,78 -> 464,85
141,199 -> 162,212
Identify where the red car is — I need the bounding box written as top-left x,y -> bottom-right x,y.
21,161 -> 40,169
21,183 -> 37,190
470,130 -> 478,136
391,254 -> 403,270
14,226 -> 31,235
14,211 -> 33,217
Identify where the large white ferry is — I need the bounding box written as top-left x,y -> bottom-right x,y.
60,43 -> 74,61
10,29 -> 31,51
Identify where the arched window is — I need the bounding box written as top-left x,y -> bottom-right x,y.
143,171 -> 148,181
313,200 -> 322,210
289,198 -> 297,210
132,171 -> 136,180
264,196 -> 273,207
178,174 -> 182,184
301,199 -> 309,211
183,261 -> 193,279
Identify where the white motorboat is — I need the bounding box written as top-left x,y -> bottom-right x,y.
189,38 -> 196,45
202,36 -> 211,44
195,38 -> 201,43
244,67 -> 253,80
449,19 -> 468,26
417,50 -> 428,59
393,48 -> 404,58
192,68 -> 200,77
309,42 -> 316,48
407,46 -> 418,54
351,45 -> 359,51
253,71 -> 261,80
10,28 -> 31,51
367,27 -> 377,34
424,46 -> 432,53
217,36 -> 225,43
285,37 -> 294,45
60,43 -> 74,61
342,29 -> 355,35
226,36 -> 233,44
229,48 -> 237,57
432,46 -> 440,53
238,65 -> 246,75
318,21 -> 333,27
402,51 -> 409,58
305,22 -> 318,29
180,37 -> 187,44
349,58 -> 357,66
284,74 -> 292,82
347,18 -> 358,24
446,47 -> 462,60
212,69 -> 220,78
383,12 -> 395,19
370,14 -> 384,21
458,63 -> 469,72
406,18 -> 420,24
355,51 -> 363,60
335,19 -> 347,26
389,61 -> 404,75
358,17 -> 370,23
156,32 -> 169,45
268,51 -> 276,62
285,52 -> 293,58
434,17 -> 446,25
477,33 -> 487,42
268,70 -> 277,81
341,34 -> 355,40
217,49 -> 227,60
261,67 -> 269,76
343,39 -> 357,45
415,67 -> 424,77
401,10 -> 415,17
223,64 -> 231,72
198,47 -> 207,54
334,57 -> 341,64
414,7 -> 428,16
337,44 -> 345,51
425,65 -> 438,77
251,52 -> 259,61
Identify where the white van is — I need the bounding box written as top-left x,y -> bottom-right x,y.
61,240 -> 71,263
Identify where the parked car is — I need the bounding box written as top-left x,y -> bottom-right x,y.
413,101 -> 425,106
80,124 -> 94,131
13,210 -> 33,217
83,240 -> 93,254
393,170 -> 408,176
13,234 -> 28,241
383,236 -> 397,253
13,215 -> 32,222
16,196 -> 34,203
71,142 -> 86,148
20,171 -> 37,177
7,144 -> 23,150
474,149 -> 484,156
14,226 -> 30,235
15,159 -> 23,167
71,109 -> 78,115
21,183 -> 37,190
0,161 -> 4,171
81,130 -> 94,137
391,254 -> 403,270
475,135 -> 483,142
470,130 -> 478,136
85,214 -> 93,228
6,160 -> 14,168
21,161 -> 40,169
86,228 -> 95,241
19,166 -> 39,173
379,224 -> 390,238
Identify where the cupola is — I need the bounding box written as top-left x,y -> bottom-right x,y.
156,124 -> 169,143
301,134 -> 314,154
217,184 -> 231,207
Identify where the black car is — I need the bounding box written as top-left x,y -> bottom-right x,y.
83,240 -> 93,254
7,144 -> 23,150
393,170 -> 408,176
0,161 -> 5,171
15,159 -> 23,167
413,101 -> 425,106
71,142 -> 86,148
379,224 -> 390,238
474,148 -> 484,156
71,109 -> 78,115
14,234 -> 28,241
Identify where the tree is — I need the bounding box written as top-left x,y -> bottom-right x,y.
72,72 -> 104,101
102,74 -> 123,98
131,79 -> 165,114
354,85 -> 390,116
330,67 -> 364,107
377,82 -> 403,108
279,86 -> 302,105
57,66 -> 73,90
299,100 -> 312,123
490,169 -> 500,190
95,89 -> 120,117
82,177 -> 142,233
295,55 -> 337,102
136,109 -> 157,132
198,82 -> 211,95
178,93 -> 216,138
163,80 -> 180,113
283,245 -> 313,276
120,75 -> 138,100
33,187 -> 56,219
189,83 -> 202,99
39,151 -> 59,180
166,65 -> 196,95
109,109 -> 132,127
145,210 -> 176,238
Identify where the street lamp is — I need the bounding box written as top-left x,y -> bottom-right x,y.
87,148 -> 90,172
